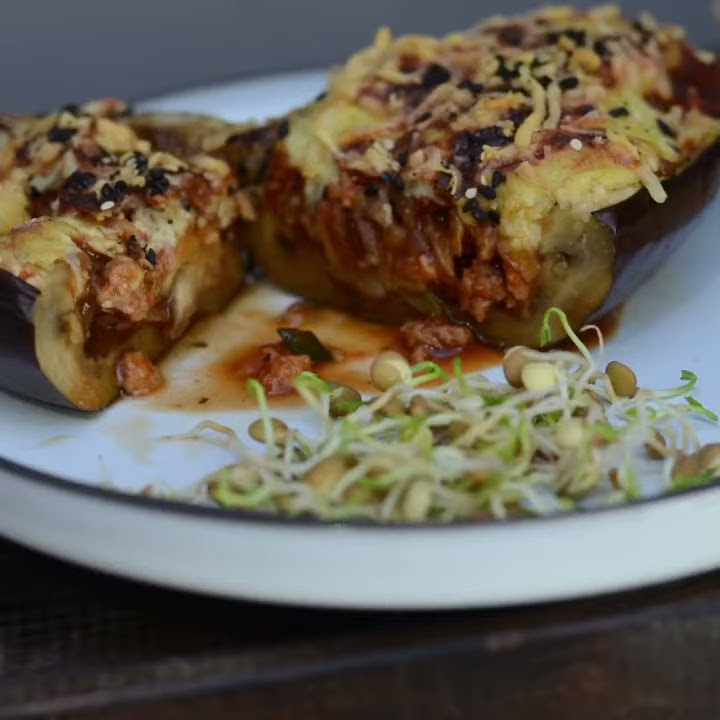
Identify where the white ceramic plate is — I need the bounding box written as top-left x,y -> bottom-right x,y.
1,71 -> 719,609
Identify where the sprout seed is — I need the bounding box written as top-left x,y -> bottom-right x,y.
696,443 -> 720,477
400,479 -> 433,521
645,430 -> 668,459
371,350 -> 412,390
328,383 -> 362,417
672,453 -> 700,481
502,346 -> 532,387
557,418 -> 585,449
410,394 -> 430,417
248,417 -> 289,445
605,361 -> 637,398
303,455 -> 349,495
521,361 -> 558,391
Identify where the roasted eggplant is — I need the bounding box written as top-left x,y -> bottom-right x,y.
0,100 -> 251,410
232,5 -> 720,352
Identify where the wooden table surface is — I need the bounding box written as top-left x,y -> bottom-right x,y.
1,537 -> 718,720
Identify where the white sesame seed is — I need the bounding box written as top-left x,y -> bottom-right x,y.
382,138 -> 395,150
99,201 -> 115,211
569,138 -> 583,151
464,187 -> 478,199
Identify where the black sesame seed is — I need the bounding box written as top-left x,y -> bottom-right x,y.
559,76 -> 579,91
508,108 -> 530,126
421,63 -> 451,89
593,37 -> 613,58
463,198 -> 489,222
473,126 -> 511,148
656,118 -> 677,139
609,106 -> 630,118
546,31 -> 560,44
397,151 -> 408,167
454,126 -> 511,163
63,171 -> 96,192
417,111 -> 432,123
496,56 -> 520,81
477,185 -> 497,200
472,206 -> 488,223
381,171 -> 405,191
576,104 -> 595,116
100,180 -> 128,204
146,167 -> 170,195
47,126 -> 77,143
487,210 -> 501,225
132,151 -> 148,173
277,119 -> 290,139
462,198 -> 479,214
60,103 -> 81,115
314,91 -> 327,102
69,193 -> 101,212
364,183 -> 380,196
458,79 -> 485,95
491,170 -> 506,187
537,75 -> 553,89
146,248 -> 157,266
564,29 -> 586,46
631,18 -> 652,42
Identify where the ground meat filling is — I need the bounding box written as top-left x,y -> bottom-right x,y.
401,317 -> 474,362
116,350 -> 164,396
239,343 -> 314,395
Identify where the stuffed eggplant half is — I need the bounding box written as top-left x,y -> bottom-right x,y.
0,100 -> 251,410
235,5 -> 720,356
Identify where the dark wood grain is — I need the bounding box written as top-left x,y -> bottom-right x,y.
0,538 -> 718,720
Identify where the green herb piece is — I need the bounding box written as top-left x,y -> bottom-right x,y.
277,328 -> 333,362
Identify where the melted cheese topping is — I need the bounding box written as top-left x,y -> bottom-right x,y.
281,4 -> 720,254
0,99 -> 248,327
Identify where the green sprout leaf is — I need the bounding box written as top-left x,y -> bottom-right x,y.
658,369 -> 698,399
685,396 -> 719,421
540,307 -> 592,364
410,361 -> 449,386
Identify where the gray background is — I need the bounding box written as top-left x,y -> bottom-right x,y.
1,0 -> 718,113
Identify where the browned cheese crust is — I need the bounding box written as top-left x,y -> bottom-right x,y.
231,5 -> 720,349
0,100 -> 252,409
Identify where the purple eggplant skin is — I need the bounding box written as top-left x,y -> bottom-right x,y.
0,269 -> 77,410
592,140 -> 720,320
